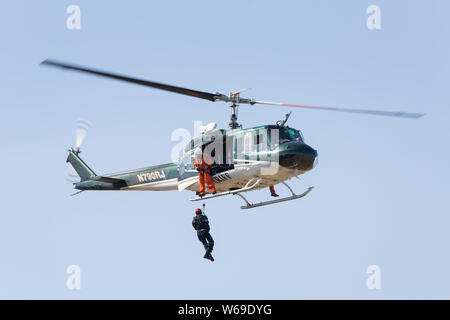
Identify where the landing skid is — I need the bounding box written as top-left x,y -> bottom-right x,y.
236,182 -> 314,210
189,177 -> 262,201
189,178 -> 314,209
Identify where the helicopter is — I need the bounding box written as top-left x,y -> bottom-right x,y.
41,59 -> 424,209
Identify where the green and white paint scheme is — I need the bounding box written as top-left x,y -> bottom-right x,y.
68,125 -> 318,200
41,59 -> 421,207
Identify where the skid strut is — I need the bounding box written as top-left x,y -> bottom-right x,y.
236,182 -> 314,210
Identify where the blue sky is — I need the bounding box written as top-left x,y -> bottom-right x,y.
0,0 -> 449,299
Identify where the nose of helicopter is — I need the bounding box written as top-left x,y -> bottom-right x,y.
279,142 -> 318,171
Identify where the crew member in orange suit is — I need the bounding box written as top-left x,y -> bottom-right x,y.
194,147 -> 216,197
269,185 -> 279,197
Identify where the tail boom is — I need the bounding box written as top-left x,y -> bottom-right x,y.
66,149 -> 178,191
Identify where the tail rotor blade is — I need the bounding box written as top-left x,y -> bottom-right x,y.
75,118 -> 91,149
67,118 -> 91,184
66,166 -> 79,183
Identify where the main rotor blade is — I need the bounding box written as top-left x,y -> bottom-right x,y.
41,59 -> 219,102
41,59 -> 424,119
252,100 -> 424,119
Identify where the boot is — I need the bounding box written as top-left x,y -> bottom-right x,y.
203,252 -> 214,261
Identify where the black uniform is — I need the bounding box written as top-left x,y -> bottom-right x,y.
192,214 -> 214,256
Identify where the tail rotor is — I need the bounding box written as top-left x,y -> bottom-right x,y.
66,118 -> 92,183
75,118 -> 91,154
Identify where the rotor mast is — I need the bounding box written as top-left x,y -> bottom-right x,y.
222,89 -> 254,129
229,103 -> 239,129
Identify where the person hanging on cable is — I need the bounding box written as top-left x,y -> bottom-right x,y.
192,207 -> 214,261
194,146 -> 216,197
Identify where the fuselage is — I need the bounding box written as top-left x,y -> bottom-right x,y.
72,125 -> 318,193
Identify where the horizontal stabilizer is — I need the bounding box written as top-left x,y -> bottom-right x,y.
95,176 -> 126,183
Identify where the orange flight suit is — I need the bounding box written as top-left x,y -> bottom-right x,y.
194,152 -> 216,195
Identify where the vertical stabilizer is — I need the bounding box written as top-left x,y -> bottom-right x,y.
66,149 -> 96,181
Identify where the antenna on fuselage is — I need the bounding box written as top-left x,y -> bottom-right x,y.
277,112 -> 292,127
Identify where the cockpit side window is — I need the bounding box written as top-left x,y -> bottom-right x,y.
287,128 -> 304,143
279,129 -> 293,144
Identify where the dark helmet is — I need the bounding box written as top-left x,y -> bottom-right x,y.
195,208 -> 202,215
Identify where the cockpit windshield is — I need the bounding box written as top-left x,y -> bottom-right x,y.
278,128 -> 304,144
